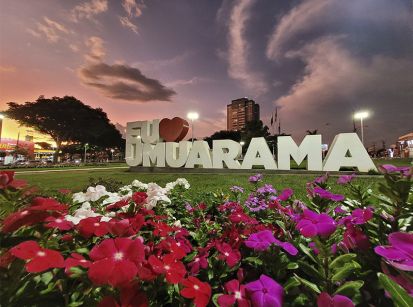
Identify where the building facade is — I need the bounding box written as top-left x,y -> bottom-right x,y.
227,98 -> 260,131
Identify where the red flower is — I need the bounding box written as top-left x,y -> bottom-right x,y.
65,253 -> 91,275
106,199 -> 130,211
2,209 -> 50,233
152,221 -> 174,237
229,210 -> 250,223
217,242 -> 241,268
132,192 -> 147,204
0,171 -> 26,189
77,217 -> 110,238
108,214 -> 145,237
44,216 -> 74,231
148,254 -> 186,284
188,253 -> 209,275
156,238 -> 187,260
218,279 -> 250,307
0,250 -> 15,268
98,283 -> 149,307
180,276 -> 211,307
88,238 -> 145,287
30,197 -> 68,212
10,241 -> 64,273
2,198 -> 68,233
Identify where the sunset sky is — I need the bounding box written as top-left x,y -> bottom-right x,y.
0,0 -> 412,146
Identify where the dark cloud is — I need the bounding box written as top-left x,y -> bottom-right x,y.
221,0 -> 413,145
79,62 -> 176,102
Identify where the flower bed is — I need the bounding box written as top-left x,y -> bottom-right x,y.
0,166 -> 412,307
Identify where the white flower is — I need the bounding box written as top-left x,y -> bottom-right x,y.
102,192 -> 123,205
131,180 -> 148,190
65,202 -> 100,225
145,182 -> 170,209
173,220 -> 182,227
72,192 -> 87,204
164,178 -> 190,193
85,185 -> 108,202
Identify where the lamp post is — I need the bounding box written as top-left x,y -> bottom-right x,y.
84,143 -> 88,163
0,114 -> 4,143
187,112 -> 199,143
110,149 -> 114,161
354,111 -> 369,146
240,141 -> 245,159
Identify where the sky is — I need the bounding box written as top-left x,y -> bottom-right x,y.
0,0 -> 412,147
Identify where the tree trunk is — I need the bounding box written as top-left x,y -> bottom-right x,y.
53,139 -> 61,164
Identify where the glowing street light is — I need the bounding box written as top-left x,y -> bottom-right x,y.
187,112 -> 199,142
84,143 -> 89,163
354,111 -> 369,146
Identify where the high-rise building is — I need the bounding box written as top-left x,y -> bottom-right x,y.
227,98 -> 260,131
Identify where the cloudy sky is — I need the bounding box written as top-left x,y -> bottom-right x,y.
0,0 -> 412,146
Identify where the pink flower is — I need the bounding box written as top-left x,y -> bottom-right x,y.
64,253 -> 91,275
217,242 -> 241,268
317,292 -> 354,307
374,232 -> 413,271
218,279 -> 250,307
245,230 -> 298,255
296,209 -> 337,238
343,226 -> 370,251
88,238 -> 145,287
180,276 -> 211,307
245,274 -> 283,307
10,241 -> 64,273
44,216 -> 74,231
313,187 -> 345,202
337,173 -> 356,185
340,208 -> 373,226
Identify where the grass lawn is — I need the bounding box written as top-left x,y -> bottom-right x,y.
15,167 -> 385,200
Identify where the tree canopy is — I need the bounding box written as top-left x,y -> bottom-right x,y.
204,130 -> 241,147
4,96 -> 123,161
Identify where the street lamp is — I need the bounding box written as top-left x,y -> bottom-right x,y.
354,111 -> 369,146
187,112 -> 199,142
240,141 -> 245,159
84,143 -> 88,163
110,149 -> 115,161
0,114 -> 4,142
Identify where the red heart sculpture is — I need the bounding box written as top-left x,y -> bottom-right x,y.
159,117 -> 189,142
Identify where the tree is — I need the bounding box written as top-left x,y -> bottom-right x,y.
35,142 -> 52,150
306,129 -> 318,135
4,96 -> 123,162
241,120 -> 270,148
204,130 -> 241,147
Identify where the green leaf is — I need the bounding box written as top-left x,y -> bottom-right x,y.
297,260 -> 324,280
293,274 -> 321,294
212,293 -> 222,307
331,261 -> 361,282
378,273 -> 413,307
244,257 -> 263,265
334,280 -> 364,297
298,243 -> 318,264
330,254 -> 357,270
287,262 -> 299,270
40,272 -> 53,286
284,277 -> 300,293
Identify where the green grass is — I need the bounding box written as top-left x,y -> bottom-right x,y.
16,167 -> 384,200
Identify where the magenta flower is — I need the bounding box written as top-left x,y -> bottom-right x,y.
317,292 -> 354,307
313,187 -> 345,202
296,209 -> 337,238
230,186 -> 244,194
249,174 -> 263,183
245,274 -> 283,307
374,232 -> 413,271
337,173 -> 356,185
257,184 -> 276,195
188,253 -> 208,274
340,208 -> 373,226
245,230 -> 298,256
278,188 -> 293,201
343,226 -> 370,251
218,279 -> 250,307
379,164 -> 411,176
